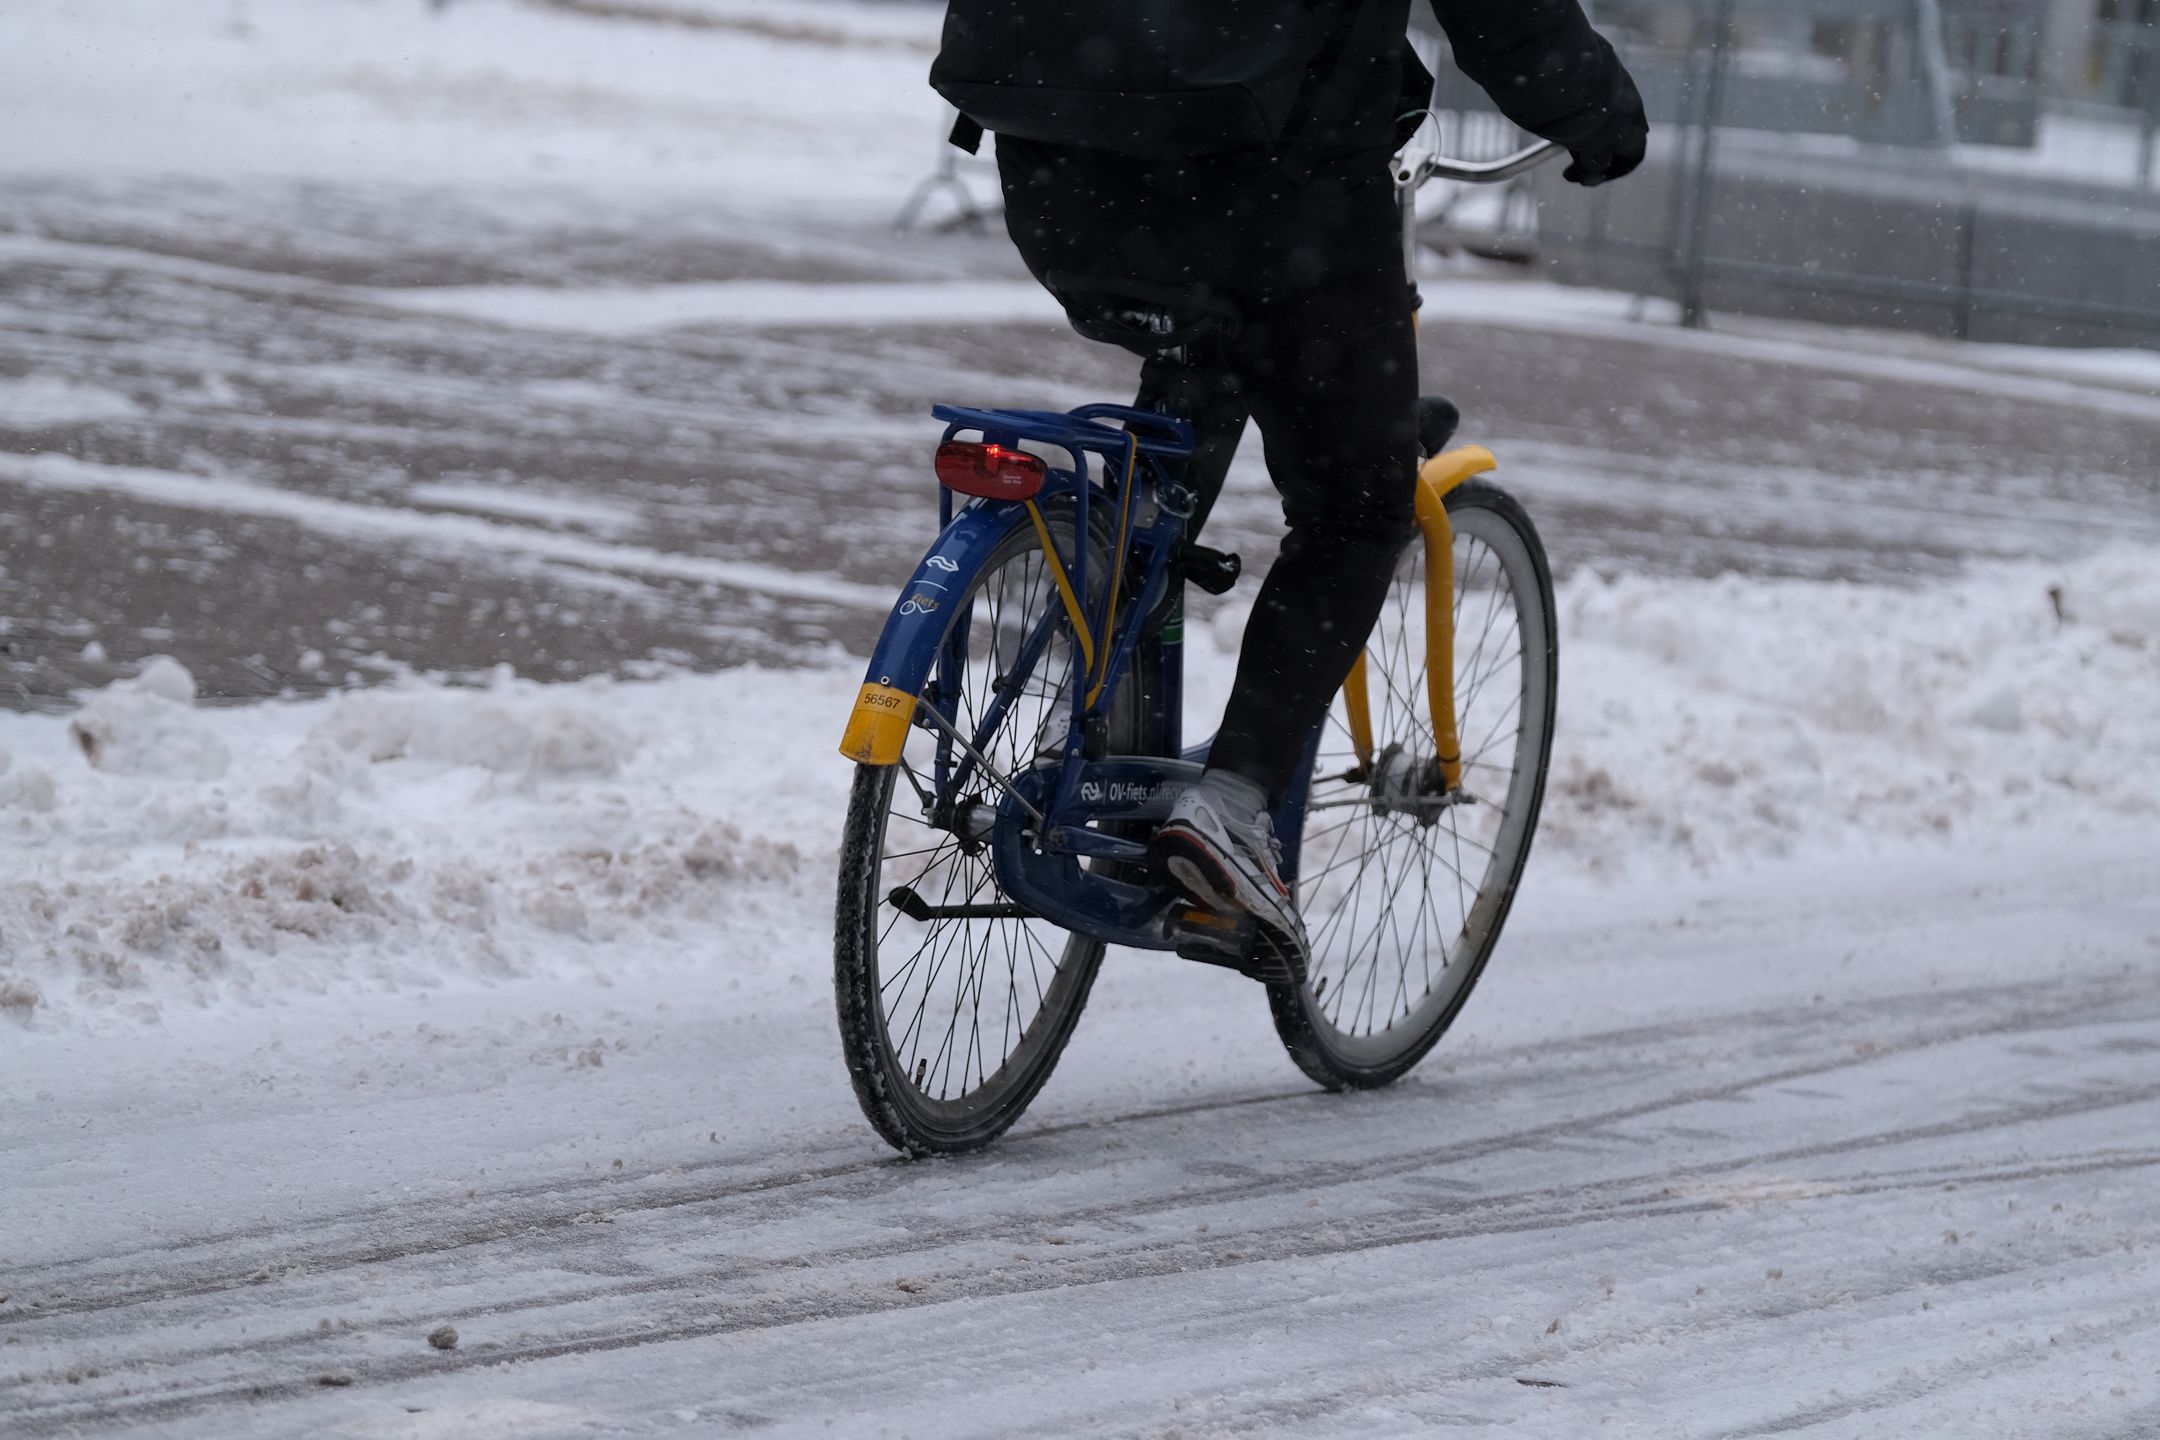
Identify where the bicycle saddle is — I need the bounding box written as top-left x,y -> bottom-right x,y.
1046,271 -> 1243,357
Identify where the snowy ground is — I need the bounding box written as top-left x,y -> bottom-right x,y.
5,540 -> 2155,1028
5,565 -> 2158,1435
5,2 -> 2160,1436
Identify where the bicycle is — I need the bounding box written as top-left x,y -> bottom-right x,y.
834,143 -> 1563,1157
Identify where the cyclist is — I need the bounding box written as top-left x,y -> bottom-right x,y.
935,2 -> 1647,982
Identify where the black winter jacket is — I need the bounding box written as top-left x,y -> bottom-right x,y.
1304,0 -> 1640,159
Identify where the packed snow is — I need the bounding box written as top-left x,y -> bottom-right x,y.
0,374 -> 142,429
5,544 -> 2154,1030
1,660 -> 825,1026
402,480 -> 645,534
0,0 -> 943,214
368,278 -> 1066,333
0,449 -> 896,612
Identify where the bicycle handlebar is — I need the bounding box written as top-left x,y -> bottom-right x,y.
1395,141 -> 1563,277
1394,140 -> 1564,190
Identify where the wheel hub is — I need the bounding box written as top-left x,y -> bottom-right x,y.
1367,741 -> 1476,826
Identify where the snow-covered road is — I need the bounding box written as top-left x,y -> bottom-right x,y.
3,633 -> 2157,1434
7,837 -> 2159,1437
8,177 -> 2160,712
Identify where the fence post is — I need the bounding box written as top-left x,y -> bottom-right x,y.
2142,44 -> 2160,190
1678,0 -> 1737,329
1911,0 -> 1962,148
1954,199 -> 1978,340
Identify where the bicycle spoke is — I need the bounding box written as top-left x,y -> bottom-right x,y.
1287,495 -> 1549,1061
847,507 -> 1126,1137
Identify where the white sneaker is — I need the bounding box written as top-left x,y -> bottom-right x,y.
1150,778 -> 1310,986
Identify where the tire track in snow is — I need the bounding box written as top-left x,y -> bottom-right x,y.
1064,1250 -> 2160,1440
0,452 -> 894,612
7,978 -> 2158,1431
10,1142 -> 2157,1434
5,967 -> 2153,1326
1709,1298 -> 2160,1439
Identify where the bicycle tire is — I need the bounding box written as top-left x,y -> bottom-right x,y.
835,505 -> 1138,1156
1269,477 -> 1558,1089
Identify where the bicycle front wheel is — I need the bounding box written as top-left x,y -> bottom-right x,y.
834,507 -> 1135,1156
1270,477 -> 1558,1088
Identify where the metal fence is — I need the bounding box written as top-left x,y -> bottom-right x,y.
1416,2 -> 2160,346
1574,0 -> 2048,146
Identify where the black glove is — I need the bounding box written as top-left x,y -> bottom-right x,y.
1431,1 -> 1651,186
1563,70 -> 1649,188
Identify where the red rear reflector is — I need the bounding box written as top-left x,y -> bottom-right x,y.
935,441 -> 1046,501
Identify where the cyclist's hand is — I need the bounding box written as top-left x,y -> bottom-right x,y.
1563,113 -> 1647,187
1563,65 -> 1649,188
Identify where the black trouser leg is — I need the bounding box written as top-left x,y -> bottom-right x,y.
1203,268 -> 1420,807
994,135 -> 1417,808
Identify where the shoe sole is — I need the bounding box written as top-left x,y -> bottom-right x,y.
1152,826 -> 1240,911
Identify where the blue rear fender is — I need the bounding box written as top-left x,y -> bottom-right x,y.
836,499 -> 1030,765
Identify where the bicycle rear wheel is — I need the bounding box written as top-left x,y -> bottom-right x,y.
1270,477 -> 1557,1088
835,508 -> 1135,1156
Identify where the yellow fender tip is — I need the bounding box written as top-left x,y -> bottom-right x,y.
838,683 -> 915,765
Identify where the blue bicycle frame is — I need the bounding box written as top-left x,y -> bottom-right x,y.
838,401 -> 1316,956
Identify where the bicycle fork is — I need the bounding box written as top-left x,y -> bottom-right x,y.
1339,441 -> 1499,799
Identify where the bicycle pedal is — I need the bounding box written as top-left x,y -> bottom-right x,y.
1171,907 -> 1260,971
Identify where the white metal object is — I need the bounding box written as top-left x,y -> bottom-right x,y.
1395,141 -> 1564,274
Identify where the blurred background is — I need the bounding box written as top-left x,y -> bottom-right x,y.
1416,0 -> 2160,344
2,0 -> 2156,716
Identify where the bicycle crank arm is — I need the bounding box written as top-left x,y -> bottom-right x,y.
1040,827 -> 1150,862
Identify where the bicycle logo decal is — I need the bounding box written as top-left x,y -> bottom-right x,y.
1078,778 -> 1166,806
